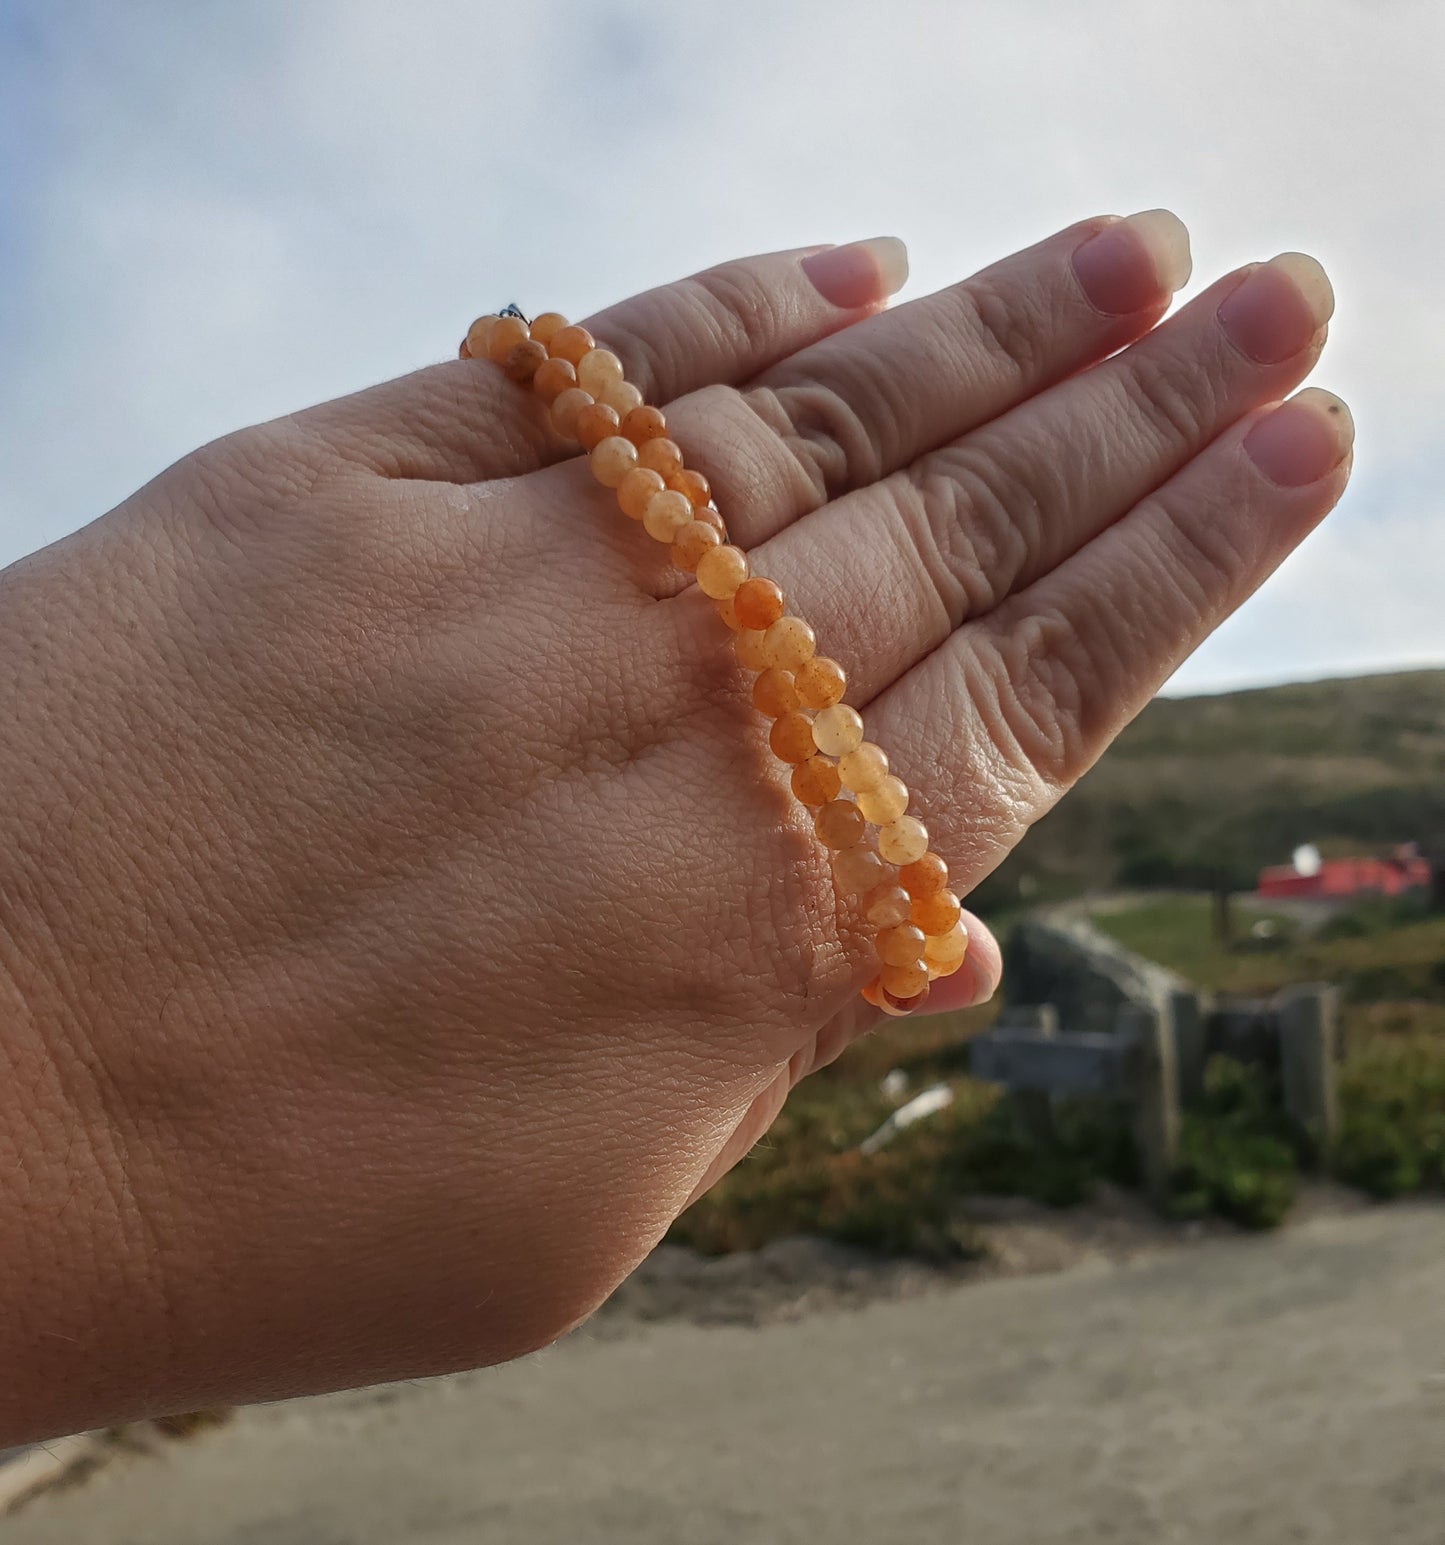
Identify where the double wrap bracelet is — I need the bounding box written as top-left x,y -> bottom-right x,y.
461,305 -> 968,1016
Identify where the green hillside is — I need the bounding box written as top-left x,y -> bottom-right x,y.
971,669 -> 1445,912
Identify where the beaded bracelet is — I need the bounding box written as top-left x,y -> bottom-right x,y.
461,304 -> 968,1016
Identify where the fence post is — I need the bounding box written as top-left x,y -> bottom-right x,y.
999,1005 -> 1059,1144
1118,1003 -> 1180,1205
1276,984 -> 1340,1163
1170,988 -> 1207,1107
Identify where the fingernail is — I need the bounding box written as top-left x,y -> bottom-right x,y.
1218,252 -> 1334,364
801,237 -> 909,309
1243,388 -> 1354,487
1071,209 -> 1192,316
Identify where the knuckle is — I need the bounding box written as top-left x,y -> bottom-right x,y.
954,274 -> 1044,387
970,613 -> 1091,790
752,380 -> 885,504
1116,346 -> 1211,447
896,446 -> 1036,623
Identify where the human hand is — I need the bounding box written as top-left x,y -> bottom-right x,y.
0,212 -> 1350,1439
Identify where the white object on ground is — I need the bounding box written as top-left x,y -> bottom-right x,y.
859,1083 -> 954,1155
879,1069 -> 909,1104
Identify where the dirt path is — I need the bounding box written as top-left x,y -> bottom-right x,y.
11,1203 -> 1445,1545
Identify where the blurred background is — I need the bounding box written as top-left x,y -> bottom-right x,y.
2,3 -> 1443,1542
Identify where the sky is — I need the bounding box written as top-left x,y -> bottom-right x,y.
2,0 -> 1441,695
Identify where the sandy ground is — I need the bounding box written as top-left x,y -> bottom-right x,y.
9,1199 -> 1445,1545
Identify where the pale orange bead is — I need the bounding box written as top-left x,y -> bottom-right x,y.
671,520 -> 721,571
551,387 -> 594,439
715,596 -> 744,630
576,402 -> 621,452
576,348 -> 625,397
815,799 -> 866,851
791,756 -> 842,807
590,435 -> 639,489
879,984 -> 931,1017
769,710 -> 818,764
600,379 -> 644,418
878,815 -> 929,866
643,488 -> 695,543
837,742 -> 889,794
811,704 -> 865,758
486,314 -> 530,363
752,667 -> 800,718
911,889 -> 963,936
928,957 -> 964,981
621,405 -> 668,446
863,884 -> 913,929
505,338 -> 549,382
793,656 -> 847,710
861,976 -> 889,1010
668,468 -> 711,507
696,544 -> 750,599
762,615 -> 816,671
880,959 -> 930,999
548,324 -> 595,365
876,923 -> 927,967
923,920 -> 969,966
734,629 -> 771,670
858,776 -> 910,826
529,312 -> 569,345
833,847 -> 885,896
733,578 -> 785,631
637,437 -> 684,479
465,316 -> 497,358
898,853 -> 949,898
532,355 -> 578,405
696,506 -> 727,536
617,466 -> 665,520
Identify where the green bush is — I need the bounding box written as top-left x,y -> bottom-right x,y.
1334,1035 -> 1445,1198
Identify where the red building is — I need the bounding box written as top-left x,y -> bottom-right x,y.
1257,846 -> 1430,900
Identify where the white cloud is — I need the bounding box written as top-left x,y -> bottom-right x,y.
3,0 -> 1441,692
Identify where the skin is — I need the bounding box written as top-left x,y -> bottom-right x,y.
0,214 -> 1351,1444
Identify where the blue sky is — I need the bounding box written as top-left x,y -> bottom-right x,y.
2,0 -> 1441,693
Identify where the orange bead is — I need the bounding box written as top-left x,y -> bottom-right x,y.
752,667 -> 800,718
621,405 -> 668,446
732,577 -> 785,631
532,355 -> 578,405
617,466 -> 665,520
769,710 -> 818,764
600,379 -> 644,418
637,437 -> 684,479
815,799 -> 866,851
643,489 -> 695,543
833,847 -> 885,895
529,311 -> 569,345
734,629 -> 771,670
858,776 -> 910,825
577,347 -> 625,397
668,468 -> 712,507
672,520 -> 721,571
464,316 -> 497,358
928,956 -> 964,981
696,506 -> 727,536
880,959 -> 930,999
791,756 -> 842,806
911,889 -> 963,936
861,976 -> 889,1009
863,884 -> 913,929
876,924 -> 926,967
898,853 -> 949,898
551,387 -> 594,439
793,656 -> 847,709
879,983 -> 930,1016
576,402 -> 621,452
590,435 -> 639,488
696,544 -> 749,599
837,742 -> 889,794
812,704 -> 864,758
923,920 -> 969,966
548,324 -> 595,365
505,338 -> 549,382
878,816 -> 929,866
762,616 -> 816,671
486,314 -> 530,363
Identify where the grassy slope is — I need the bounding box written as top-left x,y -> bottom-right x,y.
971,668 -> 1445,911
